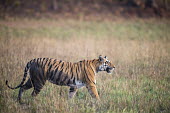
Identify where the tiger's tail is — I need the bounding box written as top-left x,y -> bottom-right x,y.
6,60 -> 32,89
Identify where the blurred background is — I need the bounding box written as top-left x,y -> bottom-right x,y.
0,0 -> 170,113
0,0 -> 170,18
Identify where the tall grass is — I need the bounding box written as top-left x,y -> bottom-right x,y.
0,18 -> 170,113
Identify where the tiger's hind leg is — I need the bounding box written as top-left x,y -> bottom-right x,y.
31,83 -> 45,97
68,87 -> 78,99
29,65 -> 46,97
18,79 -> 33,103
31,77 -> 46,97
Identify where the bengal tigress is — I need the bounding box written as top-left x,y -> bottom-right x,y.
6,55 -> 115,103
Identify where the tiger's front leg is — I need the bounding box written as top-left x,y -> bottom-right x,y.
86,83 -> 100,100
68,87 -> 78,98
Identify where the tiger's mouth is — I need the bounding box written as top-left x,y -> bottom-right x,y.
106,67 -> 115,74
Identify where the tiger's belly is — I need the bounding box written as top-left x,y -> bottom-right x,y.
48,76 -> 85,88
69,80 -> 85,89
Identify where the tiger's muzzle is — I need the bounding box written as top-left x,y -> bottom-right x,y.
106,67 -> 115,74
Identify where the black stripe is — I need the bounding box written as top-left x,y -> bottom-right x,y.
49,64 -> 53,71
70,64 -> 75,79
53,60 -> 61,69
59,60 -> 62,64
80,61 -> 82,70
37,58 -> 39,63
68,62 -> 72,75
54,63 -> 59,69
47,59 -> 52,66
39,58 -> 42,66
30,59 -> 35,65
70,66 -> 74,79
39,58 -> 42,62
54,60 -> 62,69
33,58 -> 36,62
89,61 -> 95,75
56,70 -> 63,84
43,58 -> 49,67
84,62 -> 95,84
89,65 -> 95,75
66,62 -> 70,75
30,59 -> 33,64
54,66 -> 60,75
25,65 -> 29,72
48,64 -> 53,75
49,70 -> 55,80
37,58 -> 40,67
38,58 -> 42,67
52,59 -> 57,65
26,62 -> 30,69
60,62 -> 65,69
92,59 -> 95,63
41,58 -> 46,66
65,62 -> 70,75
77,63 -> 80,72
64,63 -> 68,73
73,77 -> 76,85
76,64 -> 79,80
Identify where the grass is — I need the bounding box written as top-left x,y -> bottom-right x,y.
0,17 -> 170,113
0,18 -> 169,41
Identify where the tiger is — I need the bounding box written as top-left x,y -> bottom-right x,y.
6,55 -> 115,103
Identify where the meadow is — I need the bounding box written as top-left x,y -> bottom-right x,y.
0,17 -> 170,113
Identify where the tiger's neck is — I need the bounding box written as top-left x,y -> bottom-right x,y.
76,59 -> 99,76
91,59 -> 100,74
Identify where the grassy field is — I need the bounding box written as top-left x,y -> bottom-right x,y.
0,18 -> 170,113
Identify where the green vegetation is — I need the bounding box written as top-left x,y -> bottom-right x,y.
0,19 -> 169,41
0,18 -> 170,113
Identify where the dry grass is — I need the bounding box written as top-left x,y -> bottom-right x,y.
0,18 -> 170,113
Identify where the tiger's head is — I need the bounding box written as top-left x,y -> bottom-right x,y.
97,55 -> 115,74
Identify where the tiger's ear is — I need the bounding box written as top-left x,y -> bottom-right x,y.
99,55 -> 104,62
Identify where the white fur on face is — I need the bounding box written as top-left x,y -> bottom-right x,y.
99,62 -> 108,71
98,57 -> 112,71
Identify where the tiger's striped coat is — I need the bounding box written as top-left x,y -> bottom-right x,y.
6,55 -> 115,103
